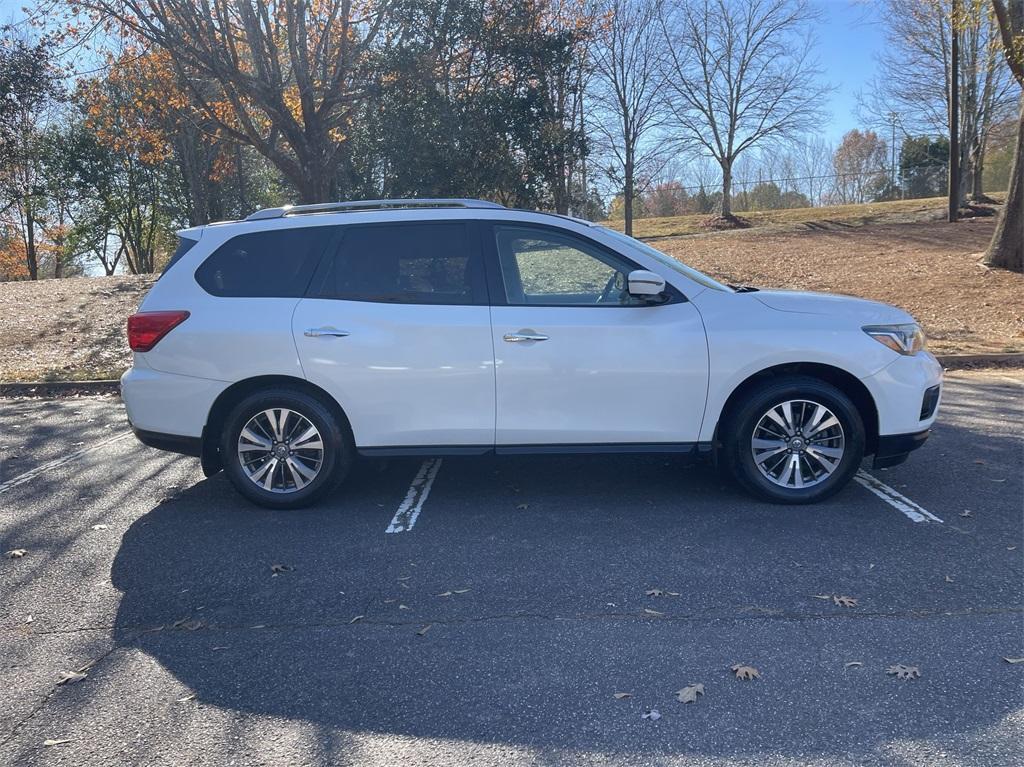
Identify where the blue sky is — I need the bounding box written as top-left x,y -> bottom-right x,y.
2,0 -> 883,145
814,0 -> 885,143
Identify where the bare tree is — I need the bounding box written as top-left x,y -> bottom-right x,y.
983,0 -> 1022,271
792,135 -> 835,206
861,0 -> 1017,204
659,0 -> 830,220
832,129 -> 889,203
76,0 -> 392,204
589,0 -> 669,235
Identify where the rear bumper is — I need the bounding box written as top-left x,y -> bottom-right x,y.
872,429 -> 930,469
131,426 -> 202,457
121,362 -> 228,439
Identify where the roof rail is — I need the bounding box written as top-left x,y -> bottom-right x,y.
245,198 -> 505,221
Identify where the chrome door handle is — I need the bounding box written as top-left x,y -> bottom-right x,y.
503,332 -> 549,342
304,327 -> 350,338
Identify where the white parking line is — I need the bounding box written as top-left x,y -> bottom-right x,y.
854,470 -> 944,523
0,431 -> 134,495
385,458 -> 443,533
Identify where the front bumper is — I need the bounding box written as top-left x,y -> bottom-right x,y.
862,351 -> 943,436
873,429 -> 930,469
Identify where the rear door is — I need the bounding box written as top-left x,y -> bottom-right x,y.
292,220 -> 496,448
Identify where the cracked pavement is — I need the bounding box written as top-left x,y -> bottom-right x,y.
0,370 -> 1022,766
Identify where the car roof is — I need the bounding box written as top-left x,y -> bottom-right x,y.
177,200 -> 598,240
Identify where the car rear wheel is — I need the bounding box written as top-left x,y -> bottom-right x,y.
723,376 -> 865,504
221,388 -> 351,509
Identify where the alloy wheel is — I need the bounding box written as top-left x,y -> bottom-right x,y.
237,408 -> 325,493
750,399 -> 845,489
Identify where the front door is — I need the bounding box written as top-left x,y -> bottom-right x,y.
292,220 -> 495,448
486,223 -> 708,446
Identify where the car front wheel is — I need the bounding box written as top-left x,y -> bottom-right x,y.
723,376 -> 865,504
221,388 -> 351,509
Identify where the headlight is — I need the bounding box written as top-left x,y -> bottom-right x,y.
863,323 -> 926,355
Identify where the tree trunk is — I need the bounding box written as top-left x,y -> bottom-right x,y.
721,162 -> 733,218
969,136 -> 986,200
24,205 -> 38,280
984,94 -> 1023,272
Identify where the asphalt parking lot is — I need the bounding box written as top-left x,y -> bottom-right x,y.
0,370 -> 1021,766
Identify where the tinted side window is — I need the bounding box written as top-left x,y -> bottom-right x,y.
315,223 -> 481,305
195,227 -> 330,297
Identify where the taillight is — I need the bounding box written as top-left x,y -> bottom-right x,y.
127,311 -> 190,352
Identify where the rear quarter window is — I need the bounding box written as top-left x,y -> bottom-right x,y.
195,227 -> 331,297
160,235 -> 199,278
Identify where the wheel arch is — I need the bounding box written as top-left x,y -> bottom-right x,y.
714,362 -> 879,457
200,375 -> 353,476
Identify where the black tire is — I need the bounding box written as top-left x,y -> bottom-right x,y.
220,388 -> 352,509
722,376 -> 865,504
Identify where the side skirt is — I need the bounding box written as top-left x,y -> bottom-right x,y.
357,442 -> 710,458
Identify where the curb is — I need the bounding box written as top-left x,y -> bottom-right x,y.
0,379 -> 121,398
1,353 -> 1021,398
935,353 -> 1024,370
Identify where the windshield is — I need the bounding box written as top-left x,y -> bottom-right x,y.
597,227 -> 733,293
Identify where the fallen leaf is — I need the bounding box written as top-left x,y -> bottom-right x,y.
833,595 -> 858,608
270,563 -> 294,574
844,661 -> 863,668
886,664 -> 921,680
959,510 -> 973,518
676,683 -> 704,703
43,739 -> 72,747
91,524 -> 108,530
349,615 -> 364,624
1008,546 -> 1018,551
641,709 -> 661,720
25,615 -> 32,624
613,692 -> 632,699
516,503 -> 529,510
172,618 -> 204,631
398,604 -> 410,610
5,549 -> 27,559
1002,657 -> 1024,664
945,575 -> 955,583
645,588 -> 664,597
416,624 -> 432,636
731,664 -> 761,681
56,671 -> 87,685
811,594 -> 832,600
643,608 -> 664,616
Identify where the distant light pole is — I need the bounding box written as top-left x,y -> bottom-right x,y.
948,0 -> 960,223
888,111 -> 898,194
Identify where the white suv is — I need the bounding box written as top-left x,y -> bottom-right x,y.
121,199 -> 942,508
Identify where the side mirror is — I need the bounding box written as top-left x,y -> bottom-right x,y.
627,269 -> 666,299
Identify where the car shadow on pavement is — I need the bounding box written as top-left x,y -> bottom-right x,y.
106,430 -> 1023,763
